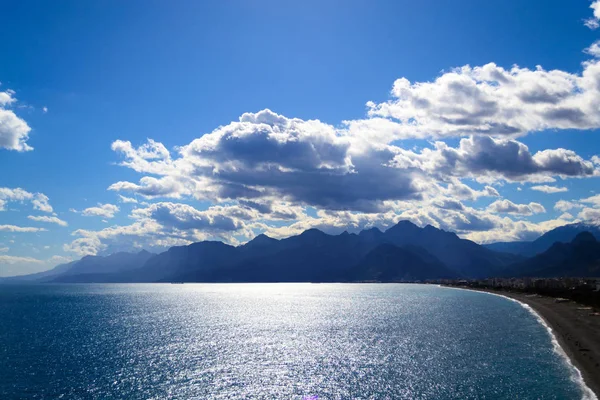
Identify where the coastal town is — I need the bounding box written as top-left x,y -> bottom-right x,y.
434,277 -> 600,308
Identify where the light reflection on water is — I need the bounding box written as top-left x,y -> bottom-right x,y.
0,283 -> 585,399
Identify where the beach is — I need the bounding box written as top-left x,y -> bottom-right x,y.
471,289 -> 600,398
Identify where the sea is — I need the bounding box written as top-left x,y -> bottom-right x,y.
0,283 -> 594,399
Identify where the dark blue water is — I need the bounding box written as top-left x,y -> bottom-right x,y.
0,284 -> 592,399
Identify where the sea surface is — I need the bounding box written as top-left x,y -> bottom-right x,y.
0,283 -> 591,399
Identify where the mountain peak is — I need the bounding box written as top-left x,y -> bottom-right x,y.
300,228 -> 326,237
359,227 -> 382,234
572,231 -> 597,244
386,220 -> 418,233
245,233 -> 277,246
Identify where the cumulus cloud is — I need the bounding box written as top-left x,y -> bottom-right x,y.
581,193 -> 600,206
0,88 -> 33,151
80,203 -> 120,218
27,215 -> 68,227
104,108 -> 599,250
131,202 -> 248,232
64,219 -> 192,256
31,194 -> 53,213
487,199 -> 546,215
82,3 -> 600,250
554,200 -> 582,212
0,225 -> 47,233
0,188 -> 53,213
530,185 -> 569,193
578,207 -> 600,221
391,136 -> 597,183
585,0 -> 600,29
111,139 -> 174,175
584,41 -> 600,58
363,57 -> 600,140
110,110 -> 423,212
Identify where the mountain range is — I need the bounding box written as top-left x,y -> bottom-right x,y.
503,232 -> 600,278
2,221 -> 520,283
4,221 -> 600,284
484,222 -> 600,257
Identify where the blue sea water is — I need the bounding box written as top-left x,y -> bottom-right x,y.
0,283 -> 592,399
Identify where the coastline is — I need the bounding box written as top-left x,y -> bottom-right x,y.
444,286 -> 600,399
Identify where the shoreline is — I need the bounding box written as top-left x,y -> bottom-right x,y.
445,286 -> 600,399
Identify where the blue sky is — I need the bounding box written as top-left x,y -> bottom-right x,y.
2,0 -> 600,276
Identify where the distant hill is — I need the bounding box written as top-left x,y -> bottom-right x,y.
485,222 -> 600,257
3,221 -> 523,283
0,250 -> 155,284
503,232 -> 600,278
51,250 -> 155,283
0,260 -> 76,283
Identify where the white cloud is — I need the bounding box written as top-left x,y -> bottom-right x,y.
42,107 -> 48,113
131,202 -> 249,232
0,255 -> 43,265
530,185 -> 569,193
42,5 -> 600,253
558,212 -> 575,220
554,200 -> 582,212
585,1 -> 600,29
578,207 -> 600,221
0,188 -> 53,213
391,135 -> 597,183
63,219 -> 191,256
118,195 -> 138,204
81,203 -> 120,218
487,199 -> 546,216
580,193 -> 600,206
27,215 -> 68,227
363,58 -> 600,140
109,176 -> 189,199
31,194 -> 53,213
111,139 -> 174,175
584,41 -> 600,58
0,89 -> 33,151
109,110 -> 422,212
0,225 -> 47,233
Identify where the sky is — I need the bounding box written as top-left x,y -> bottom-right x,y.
2,0 -> 600,276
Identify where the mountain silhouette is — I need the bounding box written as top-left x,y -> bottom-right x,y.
485,222 -> 600,257
350,244 -> 458,281
3,220 -> 524,283
503,232 -> 600,278
51,250 -> 155,283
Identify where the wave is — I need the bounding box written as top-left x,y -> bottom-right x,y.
440,285 -> 597,400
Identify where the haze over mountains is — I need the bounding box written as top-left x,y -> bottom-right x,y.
484,223 -> 600,257
4,221 -> 600,284
502,232 -> 600,278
